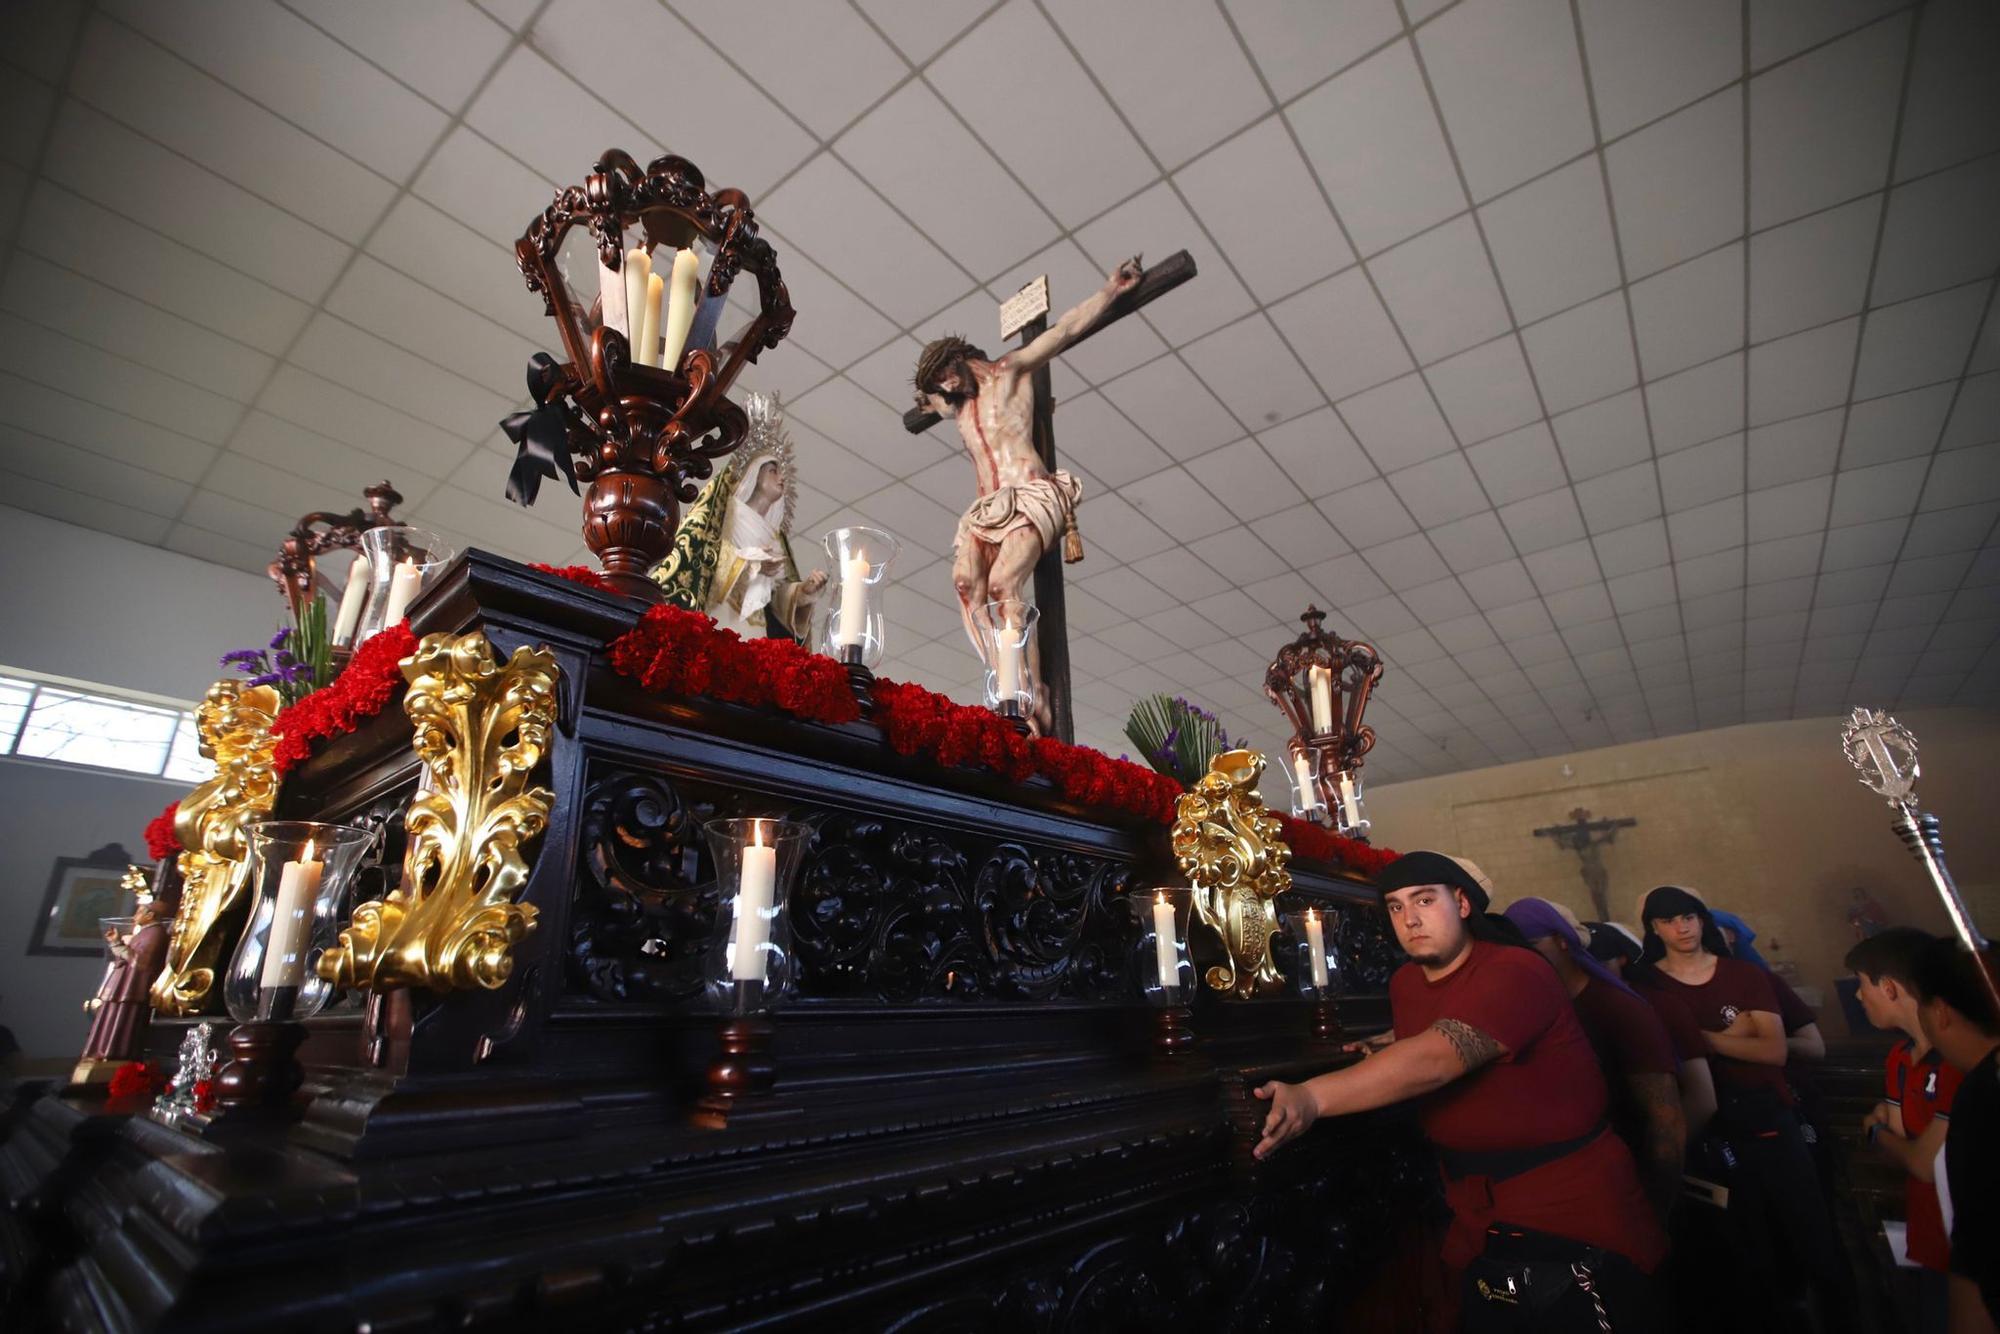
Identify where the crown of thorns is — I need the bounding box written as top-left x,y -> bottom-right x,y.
913,334 -> 988,394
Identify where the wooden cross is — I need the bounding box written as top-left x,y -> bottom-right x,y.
901,250 -> 1197,744
1532,807 -> 1637,922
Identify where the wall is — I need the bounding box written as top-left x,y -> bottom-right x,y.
1363,707 -> 2000,1006
0,507 -> 280,1064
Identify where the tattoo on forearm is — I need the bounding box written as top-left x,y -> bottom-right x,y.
1431,1018 -> 1505,1072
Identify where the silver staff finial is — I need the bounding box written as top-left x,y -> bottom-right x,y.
1841,706 -> 1920,807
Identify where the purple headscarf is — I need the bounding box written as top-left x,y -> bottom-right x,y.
1504,897 -> 1644,1001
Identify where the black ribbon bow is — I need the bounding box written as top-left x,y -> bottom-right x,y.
501,353 -> 579,508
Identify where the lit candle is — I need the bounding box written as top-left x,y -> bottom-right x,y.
1152,891 -> 1180,993
379,556 -> 422,627
660,248 -> 700,370
1304,907 -> 1329,989
1293,752 -> 1318,810
1309,665 -> 1334,735
995,625 -> 1022,704
639,271 -> 664,368
623,248 -> 651,351
835,553 -> 870,650
331,551 -> 370,645
261,838 -> 322,988
732,823 -> 777,982
1337,771 -> 1362,829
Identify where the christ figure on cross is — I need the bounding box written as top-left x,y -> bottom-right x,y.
911,256 -> 1142,735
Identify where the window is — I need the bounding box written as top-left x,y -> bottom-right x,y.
0,671 -> 215,784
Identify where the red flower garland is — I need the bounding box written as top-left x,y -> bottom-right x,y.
270,622 -> 420,775
143,801 -> 180,862
529,562 -> 618,593
107,1061 -> 154,1099
1278,814 -> 1399,879
608,604 -> 860,725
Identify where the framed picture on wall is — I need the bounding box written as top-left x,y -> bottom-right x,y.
29,841 -> 140,957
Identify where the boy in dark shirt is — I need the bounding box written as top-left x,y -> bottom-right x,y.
1909,938 -> 2000,1332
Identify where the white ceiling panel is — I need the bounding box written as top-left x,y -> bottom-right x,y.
1604,86 -> 1743,279
1748,15 -> 1908,229
1175,116 -> 1355,304
1418,0 -> 1595,202
1579,0 -> 1739,139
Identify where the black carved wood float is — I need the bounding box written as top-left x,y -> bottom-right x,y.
0,552 -> 1435,1332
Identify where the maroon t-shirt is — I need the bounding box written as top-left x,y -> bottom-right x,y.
1391,941 -> 1667,1270
1571,977 -> 1677,1157
1771,973 -> 1815,1035
1634,956 -> 1792,1104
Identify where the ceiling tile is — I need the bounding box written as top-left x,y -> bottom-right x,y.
1359,533 -> 1451,591
1484,593 -> 1555,636
1176,115 -> 1356,304
1607,563 -> 1677,614
764,155 -> 968,326
1223,0 -> 1403,101
1131,545 -> 1234,602
1658,431 -> 1744,510
1287,39 -> 1463,254
1605,87 -> 1743,278
1256,407 -> 1376,499
1498,486 -> 1587,554
837,81 -> 1059,282
1054,391 -> 1174,489
285,0 -> 511,110
1920,442 -> 2000,511
1181,315 -> 1325,427
1745,475 -> 1832,542
1748,317 -> 1859,426
1820,515 -> 1906,571
1894,0 -> 2000,181
1750,194 -> 1882,342
1100,356 -> 1244,460
855,0 -> 992,64
1190,524 -> 1288,584
1575,461 -> 1664,533
1545,581 -> 1614,627
1902,503 -> 1998,558
1478,156 -> 1621,326
1675,546 -> 1745,598
1430,510 -> 1518,572
1526,538 -> 1602,594
1521,292 -> 1639,413
1748,15 -> 1908,229
1074,182 -> 1257,345
1075,490 -> 1175,563
1045,0 -> 1268,166
675,0 -> 905,139
1747,409 -> 1842,488
323,256 -> 536,400
1579,0 -> 1739,139
1886,551 -> 1975,598
1419,0 -> 1594,201
1750,0 -> 1906,68
1318,477 -> 1418,549
1184,436 -> 1306,523
1852,282 -> 1989,400
1403,576 -> 1478,622
1943,373 -> 2000,450
1340,373 -> 1457,472
1630,243 -> 1745,379
1369,214 -> 1510,364
1387,451 -> 1489,526
1425,335 -> 1543,445
1666,492 -> 1745,555
1593,517 -> 1671,575
1122,466 -> 1239,541
466,40 -> 654,185
1645,353 -> 1745,455
1466,421 -> 1568,505
930,1 -> 1153,225
1269,268 -> 1414,402
1552,388 -> 1651,481
1814,562 -> 1894,608
411,125 -> 555,251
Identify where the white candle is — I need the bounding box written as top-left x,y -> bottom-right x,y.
995,630 -> 1022,702
331,551 -> 370,645
1309,665 -> 1335,735
623,248 -> 651,351
379,556 -> 422,627
1293,752 -> 1318,810
639,271 -> 664,368
1152,892 -> 1179,992
660,248 -> 700,370
835,553 -> 870,648
1337,771 -> 1362,829
1305,908 -> 1329,989
732,824 -> 777,982
261,839 -> 322,988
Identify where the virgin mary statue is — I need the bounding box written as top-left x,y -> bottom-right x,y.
651,392 -> 826,640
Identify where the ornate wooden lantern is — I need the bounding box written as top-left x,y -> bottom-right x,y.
267,480 -> 404,622
1264,606 -> 1383,835
509,147 -> 795,599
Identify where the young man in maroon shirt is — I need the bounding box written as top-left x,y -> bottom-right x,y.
1255,852 -> 1665,1331
1631,885 -> 1858,1334
1909,939 -> 2000,1333
1850,927 -> 1958,1333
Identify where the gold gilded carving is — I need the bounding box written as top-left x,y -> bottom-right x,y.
318,631 -> 557,993
151,682 -> 282,1015
1170,748 -> 1293,999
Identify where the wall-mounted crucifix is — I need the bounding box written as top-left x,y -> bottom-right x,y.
904,250 -> 1197,743
1532,807 -> 1638,921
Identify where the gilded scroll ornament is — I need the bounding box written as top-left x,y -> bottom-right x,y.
1170,748 -> 1293,999
150,681 -> 283,1015
318,631 -> 557,993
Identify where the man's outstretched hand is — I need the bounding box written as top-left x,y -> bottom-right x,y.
1108,255 -> 1142,294
1252,1080 -> 1318,1159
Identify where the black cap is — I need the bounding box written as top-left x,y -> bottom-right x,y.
1377,850 -> 1490,913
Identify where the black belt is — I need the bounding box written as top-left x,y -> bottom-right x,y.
1437,1122 -> 1608,1183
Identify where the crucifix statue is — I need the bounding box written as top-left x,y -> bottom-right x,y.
1532,806 -> 1637,921
904,250 -> 1196,741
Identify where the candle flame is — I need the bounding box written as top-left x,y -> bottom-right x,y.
301,837 -> 317,862
752,821 -> 765,850
1306,907 -> 1317,923
1155,890 -> 1167,907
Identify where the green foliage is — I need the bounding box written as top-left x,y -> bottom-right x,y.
1123,693 -> 1232,787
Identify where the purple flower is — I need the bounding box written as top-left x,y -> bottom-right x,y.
268,627 -> 292,651
219,648 -> 263,668
247,671 -> 283,688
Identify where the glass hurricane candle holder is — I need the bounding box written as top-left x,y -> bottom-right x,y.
1329,768 -> 1369,838
695,817 -> 811,1129
820,527 -> 900,669
1141,888 -> 1195,1056
1289,905 -> 1346,1044
355,526 -> 455,644
1288,743 -> 1327,822
224,821 -> 373,1024
976,600 -> 1039,724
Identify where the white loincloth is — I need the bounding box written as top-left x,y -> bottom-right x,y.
953,471 -> 1082,555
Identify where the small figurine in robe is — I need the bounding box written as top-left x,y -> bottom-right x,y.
73,902 -> 168,1084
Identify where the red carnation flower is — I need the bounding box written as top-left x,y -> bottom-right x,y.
143,802 -> 180,862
